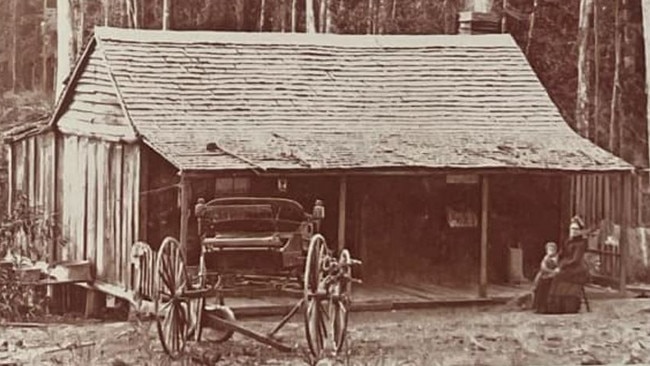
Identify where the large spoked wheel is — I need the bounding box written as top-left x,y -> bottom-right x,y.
154,237 -> 192,359
304,234 -> 328,358
332,249 -> 352,352
188,252 -> 206,342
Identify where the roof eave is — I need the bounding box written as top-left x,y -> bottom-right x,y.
175,165 -> 635,177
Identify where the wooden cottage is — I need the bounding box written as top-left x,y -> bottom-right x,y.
4,27 -> 634,304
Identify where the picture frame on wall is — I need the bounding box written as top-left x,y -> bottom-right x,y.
445,206 -> 478,228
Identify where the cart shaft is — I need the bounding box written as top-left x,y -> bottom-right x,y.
267,298 -> 304,337
202,312 -> 293,352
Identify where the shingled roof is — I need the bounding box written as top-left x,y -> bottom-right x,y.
59,27 -> 633,172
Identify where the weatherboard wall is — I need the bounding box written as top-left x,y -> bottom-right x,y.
5,43 -> 142,291
7,132 -> 57,257
49,38 -> 141,290
56,132 -> 140,289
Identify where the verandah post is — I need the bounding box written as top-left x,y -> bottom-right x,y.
479,175 -> 489,298
338,175 -> 347,253
179,172 -> 190,259
619,172 -> 631,294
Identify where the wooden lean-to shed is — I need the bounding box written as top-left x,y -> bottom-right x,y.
4,27 -> 634,304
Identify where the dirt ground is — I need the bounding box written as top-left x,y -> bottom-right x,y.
2,298 -> 650,366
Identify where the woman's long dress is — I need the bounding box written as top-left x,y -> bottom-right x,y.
544,236 -> 590,313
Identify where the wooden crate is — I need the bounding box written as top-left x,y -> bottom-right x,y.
14,266 -> 42,282
48,260 -> 93,282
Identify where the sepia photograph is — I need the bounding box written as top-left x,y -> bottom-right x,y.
1,0 -> 650,364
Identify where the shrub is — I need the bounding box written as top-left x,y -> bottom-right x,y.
0,193 -> 66,321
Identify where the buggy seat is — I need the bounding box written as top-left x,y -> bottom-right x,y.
202,233 -> 285,250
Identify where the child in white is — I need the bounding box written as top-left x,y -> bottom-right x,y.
534,242 -> 559,286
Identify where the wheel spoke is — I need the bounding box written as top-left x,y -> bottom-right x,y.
316,305 -> 324,353
317,301 -> 328,341
160,290 -> 173,302
174,249 -> 183,285
178,302 -> 188,342
172,305 -> 180,351
160,298 -> 173,316
164,302 -> 175,351
161,253 -> 175,293
174,304 -> 182,352
311,302 -> 322,354
170,246 -> 181,289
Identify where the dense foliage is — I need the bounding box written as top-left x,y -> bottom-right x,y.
0,195 -> 66,321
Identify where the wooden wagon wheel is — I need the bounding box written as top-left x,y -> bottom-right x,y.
304,234 -> 328,357
332,249 -> 352,352
154,237 -> 192,359
192,250 -> 235,343
188,251 -> 206,342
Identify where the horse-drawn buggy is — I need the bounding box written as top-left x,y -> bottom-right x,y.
151,197 -> 361,359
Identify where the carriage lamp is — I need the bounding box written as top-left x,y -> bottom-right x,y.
277,178 -> 288,192
194,198 -> 207,237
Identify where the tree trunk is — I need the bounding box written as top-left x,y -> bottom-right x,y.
373,0 -> 379,34
610,0 -> 622,154
77,0 -> 85,54
11,0 -> 18,92
501,0 -> 507,32
291,0 -> 297,32
593,0 -> 600,144
525,0 -> 538,56
102,0 -> 108,26
126,0 -> 139,28
259,0 -> 266,31
367,0 -> 373,34
306,0 -> 316,33
575,0 -> 594,138
642,0 -> 650,167
319,0 -> 328,33
391,0 -> 397,20
126,0 -> 133,27
377,0 -> 385,34
326,0 -> 333,32
163,0 -> 170,30
280,0 -> 286,32
134,0 -> 140,28
56,0 -> 75,97
443,0 -> 450,34
235,0 -> 245,31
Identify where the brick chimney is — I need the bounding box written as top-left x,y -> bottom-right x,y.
457,0 -> 502,35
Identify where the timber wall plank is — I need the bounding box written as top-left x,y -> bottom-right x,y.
120,145 -> 131,288
76,137 -> 89,261
112,144 -> 124,284
105,144 -> 116,283
86,142 -> 98,266
130,147 -> 140,291
96,143 -> 107,279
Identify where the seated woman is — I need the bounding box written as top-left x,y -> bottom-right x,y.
538,216 -> 590,314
